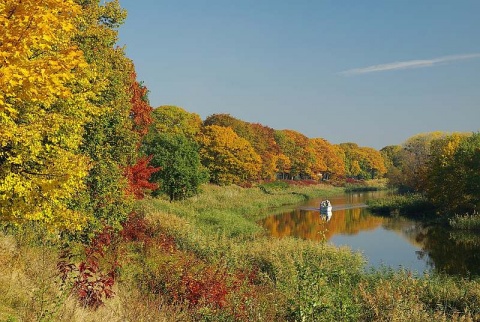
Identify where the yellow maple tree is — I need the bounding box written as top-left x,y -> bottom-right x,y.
0,0 -> 98,230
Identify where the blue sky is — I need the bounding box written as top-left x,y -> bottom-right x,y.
118,0 -> 480,149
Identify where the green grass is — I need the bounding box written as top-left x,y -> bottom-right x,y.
366,193 -> 435,217
2,183 -> 480,321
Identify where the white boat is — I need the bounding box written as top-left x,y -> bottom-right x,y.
320,200 -> 332,213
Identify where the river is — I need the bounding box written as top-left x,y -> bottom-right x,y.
260,191 -> 480,277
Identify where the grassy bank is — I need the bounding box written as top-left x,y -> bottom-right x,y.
366,193 -> 436,218
2,183 -> 480,321
344,178 -> 389,192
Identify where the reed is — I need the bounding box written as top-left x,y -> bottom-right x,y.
449,211 -> 480,230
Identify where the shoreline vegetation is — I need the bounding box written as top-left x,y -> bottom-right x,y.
366,193 -> 436,218
367,193 -> 480,230
2,182 -> 480,321
344,178 -> 389,192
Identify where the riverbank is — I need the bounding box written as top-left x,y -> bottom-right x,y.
366,193 -> 436,219
1,183 -> 480,321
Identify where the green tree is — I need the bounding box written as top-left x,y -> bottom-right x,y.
72,0 -> 138,232
143,133 -> 208,201
455,132 -> 480,213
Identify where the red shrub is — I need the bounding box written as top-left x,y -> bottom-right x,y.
58,226 -> 119,309
120,212 -> 152,243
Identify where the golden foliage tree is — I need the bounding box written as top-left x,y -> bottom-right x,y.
0,0 -> 98,230
198,125 -> 261,185
390,132 -> 446,192
425,132 -> 475,213
337,143 -> 386,179
361,146 -> 387,179
310,138 -> 345,180
204,114 -> 280,180
274,129 -> 315,179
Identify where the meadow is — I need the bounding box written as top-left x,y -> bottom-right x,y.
1,183 -> 480,321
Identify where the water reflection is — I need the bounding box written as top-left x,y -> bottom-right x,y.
261,191 -> 388,241
259,191 -> 480,277
416,227 -> 480,276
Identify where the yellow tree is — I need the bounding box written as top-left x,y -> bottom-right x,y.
395,132 -> 447,192
246,123 -> 280,180
310,138 -> 345,180
425,133 -> 470,212
0,0 -> 98,230
198,125 -> 261,185
274,129 -> 315,179
361,146 -> 387,179
204,114 -> 279,180
336,143 -> 386,179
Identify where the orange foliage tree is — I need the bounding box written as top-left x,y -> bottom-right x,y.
123,70 -> 159,200
249,123 -> 281,180
129,71 -> 153,137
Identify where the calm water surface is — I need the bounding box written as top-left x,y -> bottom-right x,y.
260,191 -> 480,276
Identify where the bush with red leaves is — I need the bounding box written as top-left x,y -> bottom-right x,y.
58,226 -> 119,309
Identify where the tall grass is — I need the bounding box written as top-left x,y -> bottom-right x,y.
366,193 -> 435,217
449,211 -> 480,230
344,178 -> 389,192
2,183 -> 480,321
138,183 -> 341,238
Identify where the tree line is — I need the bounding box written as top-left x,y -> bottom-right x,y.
142,107 -> 388,200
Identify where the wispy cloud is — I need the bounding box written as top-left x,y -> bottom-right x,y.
340,53 -> 480,76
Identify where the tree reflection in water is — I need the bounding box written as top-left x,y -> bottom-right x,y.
260,192 -> 480,277
416,227 -> 480,276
